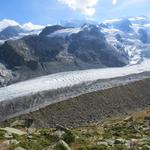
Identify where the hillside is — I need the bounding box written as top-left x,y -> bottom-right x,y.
1,77 -> 150,128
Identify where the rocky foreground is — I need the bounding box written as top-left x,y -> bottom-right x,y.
0,76 -> 149,150
0,108 -> 149,150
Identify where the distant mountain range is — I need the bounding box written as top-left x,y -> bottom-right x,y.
0,16 -> 150,86
0,19 -> 44,42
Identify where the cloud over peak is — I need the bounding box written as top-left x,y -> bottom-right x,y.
58,0 -> 98,17
0,19 -> 19,31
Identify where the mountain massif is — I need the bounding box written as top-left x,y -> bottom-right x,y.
0,16 -> 150,86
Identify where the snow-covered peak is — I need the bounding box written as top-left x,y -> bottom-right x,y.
0,19 -> 45,32
0,19 -> 19,31
101,16 -> 150,65
0,19 -> 46,42
22,22 -> 44,31
47,28 -> 82,38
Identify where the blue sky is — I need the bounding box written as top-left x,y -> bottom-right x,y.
0,0 -> 150,25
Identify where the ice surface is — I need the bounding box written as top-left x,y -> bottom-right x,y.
0,59 -> 150,102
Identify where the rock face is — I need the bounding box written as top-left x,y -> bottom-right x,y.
0,63 -> 12,86
0,25 -> 129,86
68,25 -> 128,67
39,25 -> 66,36
0,35 -> 65,69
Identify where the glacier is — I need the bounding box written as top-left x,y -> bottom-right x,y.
0,59 -> 150,102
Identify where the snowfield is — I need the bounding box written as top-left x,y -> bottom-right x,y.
0,59 -> 150,102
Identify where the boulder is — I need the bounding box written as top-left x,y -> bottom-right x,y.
55,140 -> 71,150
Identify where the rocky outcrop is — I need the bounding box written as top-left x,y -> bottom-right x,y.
0,35 -> 65,69
0,63 -> 12,86
39,25 -> 66,36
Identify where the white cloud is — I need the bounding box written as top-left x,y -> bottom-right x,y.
0,19 -> 45,32
58,0 -> 98,17
22,22 -> 44,31
112,0 -> 117,5
0,19 -> 19,31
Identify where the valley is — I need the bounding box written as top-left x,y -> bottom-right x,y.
0,15 -> 150,150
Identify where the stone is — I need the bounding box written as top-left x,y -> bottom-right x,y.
2,137 -> 19,144
97,141 -> 109,146
2,140 -> 10,145
43,145 -> 55,150
27,128 -> 36,135
1,127 -> 26,136
135,133 -> 142,138
53,130 -> 65,139
27,135 -> 33,139
56,140 -> 71,150
143,127 -> 150,131
114,138 -> 126,144
15,146 -> 26,150
106,139 -> 114,146
10,139 -> 19,145
10,120 -> 25,127
124,116 -> 133,122
4,132 -> 13,139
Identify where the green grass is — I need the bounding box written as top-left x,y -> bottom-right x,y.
1,108 -> 150,150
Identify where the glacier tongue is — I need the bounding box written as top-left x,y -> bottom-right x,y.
0,59 -> 150,102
